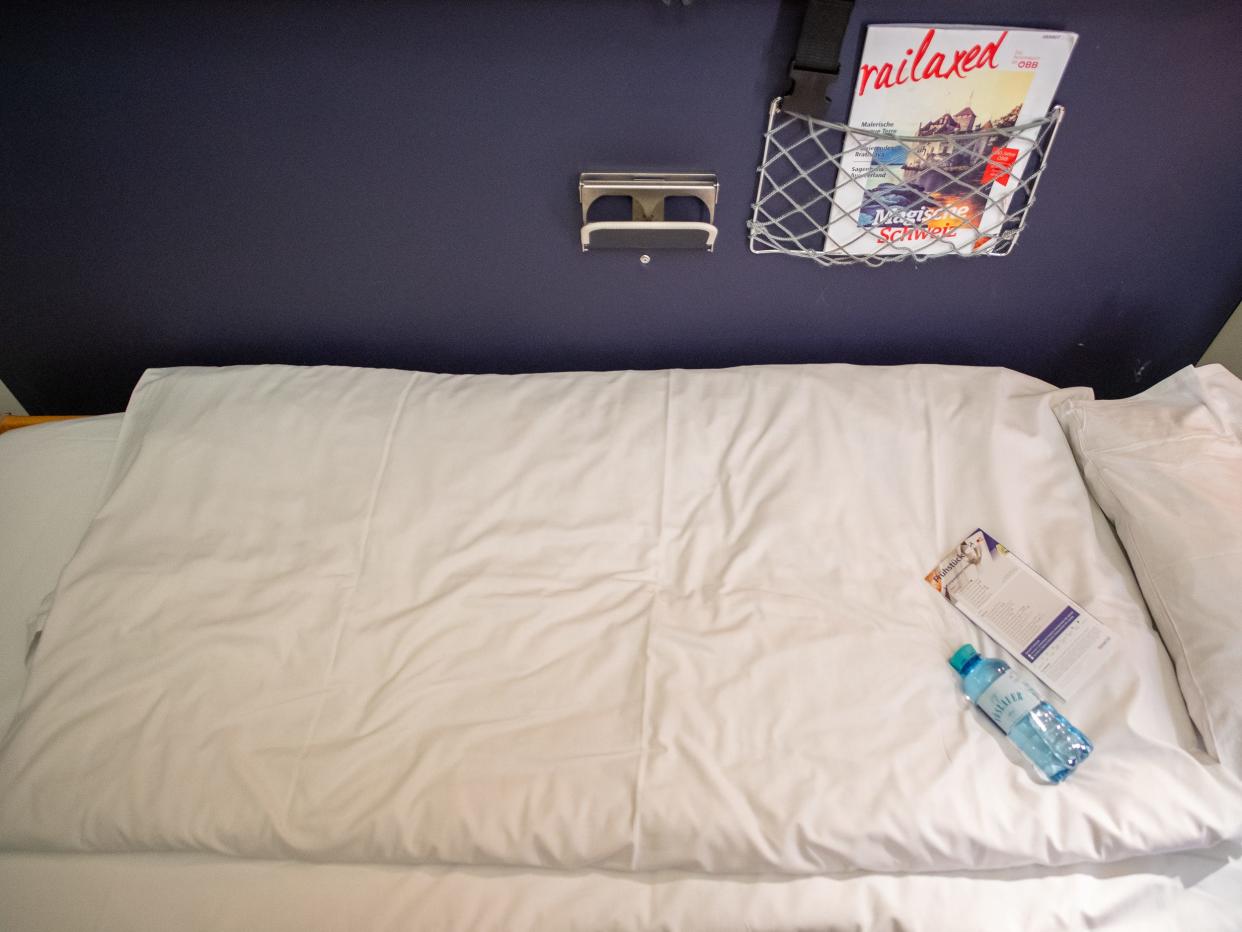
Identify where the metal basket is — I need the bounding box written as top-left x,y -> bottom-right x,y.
748,99 -> 1065,268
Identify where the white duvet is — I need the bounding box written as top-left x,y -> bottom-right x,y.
1,364 -> 1239,876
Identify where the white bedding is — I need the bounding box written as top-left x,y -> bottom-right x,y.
1,365 -> 1241,931
0,414 -> 124,731
3,847 -> 1242,932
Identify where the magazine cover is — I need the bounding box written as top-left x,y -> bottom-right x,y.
824,25 -> 1076,258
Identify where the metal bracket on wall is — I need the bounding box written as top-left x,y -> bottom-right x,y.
580,172 -> 718,251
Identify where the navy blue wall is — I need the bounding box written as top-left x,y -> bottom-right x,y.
3,0 -> 1241,413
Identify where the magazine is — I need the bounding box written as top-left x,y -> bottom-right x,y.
824,25 -> 1076,258
925,529 -> 1115,699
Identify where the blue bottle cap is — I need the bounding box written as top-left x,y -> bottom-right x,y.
948,643 -> 978,673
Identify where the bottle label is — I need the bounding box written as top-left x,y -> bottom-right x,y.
976,670 -> 1041,734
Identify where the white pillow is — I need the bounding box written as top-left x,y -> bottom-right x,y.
1056,364 -> 1242,774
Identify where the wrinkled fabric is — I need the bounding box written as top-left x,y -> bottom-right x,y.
2,412 -> 1240,932
1057,365 -> 1242,777
1,364 -> 1240,874
2,846 -> 1242,932
0,414 -> 124,730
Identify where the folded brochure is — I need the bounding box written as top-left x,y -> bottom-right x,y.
926,529 -> 1114,698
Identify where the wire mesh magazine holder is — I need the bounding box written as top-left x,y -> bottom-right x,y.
748,99 -> 1065,268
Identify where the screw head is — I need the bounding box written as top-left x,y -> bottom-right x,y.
639,254 -> 651,265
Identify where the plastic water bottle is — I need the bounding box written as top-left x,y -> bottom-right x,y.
948,644 -> 1092,783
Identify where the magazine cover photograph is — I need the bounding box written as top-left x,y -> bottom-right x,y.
826,26 -> 1076,258
853,68 -> 1032,237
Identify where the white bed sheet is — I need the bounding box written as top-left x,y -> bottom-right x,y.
0,389 -> 1240,932
0,414 -> 124,731
3,847 -> 1242,932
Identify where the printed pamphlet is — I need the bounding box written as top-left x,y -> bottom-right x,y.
826,24 -> 1076,258
926,529 -> 1114,698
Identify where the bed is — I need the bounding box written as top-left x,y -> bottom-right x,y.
1,363 -> 1240,931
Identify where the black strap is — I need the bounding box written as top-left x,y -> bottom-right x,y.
784,0 -> 854,120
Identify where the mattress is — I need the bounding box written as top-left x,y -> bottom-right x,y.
1,368 -> 1240,932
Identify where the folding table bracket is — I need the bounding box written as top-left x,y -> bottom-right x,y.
579,172 -> 718,251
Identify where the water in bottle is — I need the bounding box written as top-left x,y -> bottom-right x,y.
948,643 -> 1092,783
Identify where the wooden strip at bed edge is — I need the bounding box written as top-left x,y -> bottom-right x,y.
0,415 -> 85,435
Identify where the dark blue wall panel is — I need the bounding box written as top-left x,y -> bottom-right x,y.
3,0 -> 1241,412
